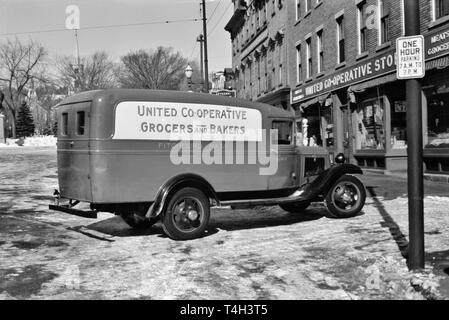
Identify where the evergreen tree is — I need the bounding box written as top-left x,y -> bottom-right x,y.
16,102 -> 35,137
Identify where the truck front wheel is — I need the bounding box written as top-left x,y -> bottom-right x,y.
325,174 -> 366,218
162,187 -> 210,240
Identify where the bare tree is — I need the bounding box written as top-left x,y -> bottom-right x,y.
55,51 -> 116,93
0,38 -> 47,138
119,46 -> 188,90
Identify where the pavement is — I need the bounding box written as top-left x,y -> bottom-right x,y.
1,146 -> 449,300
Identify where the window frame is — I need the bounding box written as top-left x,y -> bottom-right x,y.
378,0 -> 390,45
337,15 -> 346,64
317,30 -> 324,74
76,111 -> 85,136
61,112 -> 68,136
271,120 -> 294,146
358,1 -> 368,54
306,37 -> 312,79
296,44 -> 302,83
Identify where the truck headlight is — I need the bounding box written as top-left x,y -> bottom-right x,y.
335,153 -> 346,164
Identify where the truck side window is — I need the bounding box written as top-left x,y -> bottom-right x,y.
61,113 -> 68,136
76,111 -> 85,135
272,121 -> 293,145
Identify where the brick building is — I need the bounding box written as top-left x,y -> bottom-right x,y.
225,0 -> 291,109
226,0 -> 449,175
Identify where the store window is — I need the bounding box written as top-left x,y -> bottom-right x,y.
299,101 -> 334,148
355,99 -> 385,150
391,101 -> 407,149
426,86 -> 449,148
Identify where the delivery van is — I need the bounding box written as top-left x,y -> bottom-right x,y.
49,89 -> 366,240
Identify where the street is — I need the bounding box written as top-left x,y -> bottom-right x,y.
1,147 -> 449,300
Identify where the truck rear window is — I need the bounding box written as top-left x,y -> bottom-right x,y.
61,113 -> 68,136
76,111 -> 85,135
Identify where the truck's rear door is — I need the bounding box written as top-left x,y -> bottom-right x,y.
56,101 -> 93,202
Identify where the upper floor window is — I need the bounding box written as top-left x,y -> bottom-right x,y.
358,1 -> 368,53
296,0 -> 301,21
306,37 -> 312,78
305,0 -> 312,13
337,16 -> 345,63
434,0 -> 449,20
317,30 -> 324,73
296,44 -> 302,82
378,0 -> 390,44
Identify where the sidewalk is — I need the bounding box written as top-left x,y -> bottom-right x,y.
364,168 -> 449,184
360,172 -> 449,299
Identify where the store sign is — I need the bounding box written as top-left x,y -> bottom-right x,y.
291,50 -> 396,104
425,24 -> 449,61
210,89 -> 237,98
397,36 -> 425,79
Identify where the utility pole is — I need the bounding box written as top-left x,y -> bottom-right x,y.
404,0 -> 424,270
201,0 -> 209,93
197,34 -> 204,92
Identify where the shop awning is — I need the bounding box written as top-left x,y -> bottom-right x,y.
348,72 -> 397,93
426,56 -> 449,71
299,93 -> 331,110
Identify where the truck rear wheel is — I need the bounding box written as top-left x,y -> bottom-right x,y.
325,175 -> 366,218
162,187 -> 210,240
280,201 -> 310,213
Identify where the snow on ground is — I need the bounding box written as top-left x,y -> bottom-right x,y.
0,136 -> 56,148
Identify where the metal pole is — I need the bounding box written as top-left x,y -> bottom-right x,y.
201,0 -> 209,93
197,34 -> 204,92
404,0 -> 424,270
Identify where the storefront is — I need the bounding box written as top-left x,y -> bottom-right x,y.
291,22 -> 449,175
423,68 -> 449,174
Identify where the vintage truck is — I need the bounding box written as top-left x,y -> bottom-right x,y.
49,89 -> 366,240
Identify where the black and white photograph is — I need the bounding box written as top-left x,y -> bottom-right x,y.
1,0 -> 449,309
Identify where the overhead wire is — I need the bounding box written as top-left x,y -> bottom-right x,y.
208,1 -> 232,37
0,18 -> 201,37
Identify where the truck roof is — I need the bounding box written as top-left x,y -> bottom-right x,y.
58,89 -> 294,118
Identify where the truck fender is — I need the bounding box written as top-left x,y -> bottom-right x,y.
302,164 -> 364,199
146,174 -> 219,219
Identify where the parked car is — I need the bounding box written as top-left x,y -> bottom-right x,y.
49,89 -> 366,240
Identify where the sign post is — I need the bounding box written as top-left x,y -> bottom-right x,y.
402,0 -> 425,270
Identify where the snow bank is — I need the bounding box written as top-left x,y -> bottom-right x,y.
0,135 -> 56,148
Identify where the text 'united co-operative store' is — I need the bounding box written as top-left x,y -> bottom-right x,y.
292,23 -> 449,176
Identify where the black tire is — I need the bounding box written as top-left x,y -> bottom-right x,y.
162,187 -> 210,240
280,201 -> 310,213
325,174 -> 366,218
121,213 -> 158,229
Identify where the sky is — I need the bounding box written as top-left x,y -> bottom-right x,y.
0,0 -> 233,74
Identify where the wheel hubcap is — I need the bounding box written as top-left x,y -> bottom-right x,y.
172,197 -> 203,231
332,182 -> 360,211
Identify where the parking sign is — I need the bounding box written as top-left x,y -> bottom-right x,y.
396,35 -> 425,79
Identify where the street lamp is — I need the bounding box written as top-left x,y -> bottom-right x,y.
185,64 -> 193,92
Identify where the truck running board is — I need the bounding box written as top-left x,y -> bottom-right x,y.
49,204 -> 98,219
220,190 -> 313,208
